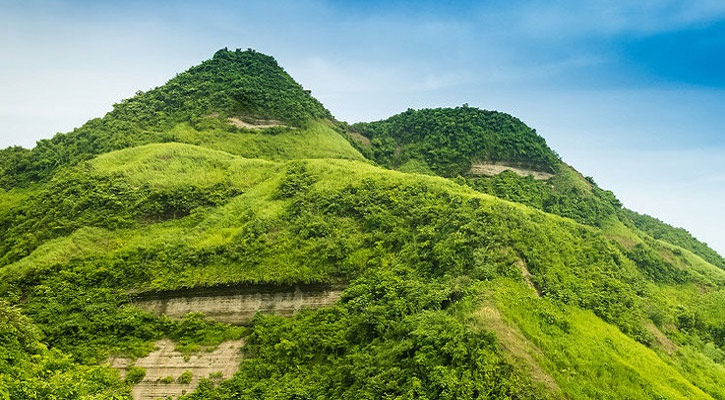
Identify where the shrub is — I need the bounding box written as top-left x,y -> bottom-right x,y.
125,366 -> 146,384
177,370 -> 193,384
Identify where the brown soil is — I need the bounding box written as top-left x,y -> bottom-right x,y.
646,322 -> 678,355
110,339 -> 243,400
133,285 -> 343,325
227,116 -> 286,129
515,257 -> 541,296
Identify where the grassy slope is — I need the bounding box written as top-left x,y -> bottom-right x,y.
622,208 -> 725,269
0,122 -> 362,266
462,161 -> 723,271
480,280 -> 714,399
1,139 -> 723,398
169,119 -> 364,161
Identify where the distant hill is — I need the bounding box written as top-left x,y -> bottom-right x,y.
1,49 -> 723,400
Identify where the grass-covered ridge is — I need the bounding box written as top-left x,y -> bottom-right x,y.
622,208 -> 725,269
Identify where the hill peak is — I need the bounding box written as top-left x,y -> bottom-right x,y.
110,47 -> 331,128
350,106 -> 560,177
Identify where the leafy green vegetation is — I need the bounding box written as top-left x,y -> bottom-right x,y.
125,366 -> 146,385
351,106 -> 560,177
459,165 -> 622,227
0,301 -> 131,399
1,49 -> 723,399
178,370 -> 193,384
623,208 -> 725,269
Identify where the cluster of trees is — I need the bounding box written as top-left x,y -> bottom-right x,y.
459,170 -> 622,227
351,106 -> 561,177
0,301 -> 131,399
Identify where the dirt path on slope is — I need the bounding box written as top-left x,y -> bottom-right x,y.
228,116 -> 286,129
474,304 -> 563,397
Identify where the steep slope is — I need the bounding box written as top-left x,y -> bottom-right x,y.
622,208 -> 725,269
1,49 -> 724,399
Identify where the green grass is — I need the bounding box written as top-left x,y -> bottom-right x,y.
168,120 -> 364,162
480,279 -> 716,399
89,142 -> 279,188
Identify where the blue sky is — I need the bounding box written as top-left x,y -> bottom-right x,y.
1,0 -> 724,255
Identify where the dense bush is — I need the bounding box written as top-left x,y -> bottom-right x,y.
460,170 -> 622,227
178,370 -> 193,385
0,301 -> 131,399
352,106 -> 560,177
125,366 -> 146,385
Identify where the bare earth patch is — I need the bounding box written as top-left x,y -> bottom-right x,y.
227,116 -> 286,129
110,339 -> 243,400
470,162 -> 553,180
133,284 -> 344,325
515,257 -> 542,296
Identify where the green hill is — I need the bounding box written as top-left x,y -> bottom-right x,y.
350,106 -> 560,176
0,48 -> 354,189
1,49 -> 723,399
